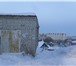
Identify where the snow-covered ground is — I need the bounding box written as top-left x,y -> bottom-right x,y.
0,41 -> 76,66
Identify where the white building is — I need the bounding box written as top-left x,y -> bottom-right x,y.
46,33 -> 68,40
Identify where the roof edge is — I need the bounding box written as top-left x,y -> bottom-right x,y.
0,13 -> 36,16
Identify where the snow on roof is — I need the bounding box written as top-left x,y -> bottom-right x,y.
0,13 -> 36,16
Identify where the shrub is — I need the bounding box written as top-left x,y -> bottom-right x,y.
43,37 -> 53,43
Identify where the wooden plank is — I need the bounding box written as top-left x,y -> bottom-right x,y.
9,30 -> 20,52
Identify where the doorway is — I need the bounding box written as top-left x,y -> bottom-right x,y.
1,30 -> 21,53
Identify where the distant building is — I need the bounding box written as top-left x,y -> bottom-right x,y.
0,13 -> 39,56
39,33 -> 68,41
46,33 -> 68,40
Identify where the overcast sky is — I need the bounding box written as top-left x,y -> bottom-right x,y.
0,2 -> 76,35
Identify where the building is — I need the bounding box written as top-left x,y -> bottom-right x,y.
46,33 -> 68,40
0,13 -> 39,56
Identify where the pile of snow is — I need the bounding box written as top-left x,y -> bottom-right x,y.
72,41 -> 76,43
0,41 -> 76,66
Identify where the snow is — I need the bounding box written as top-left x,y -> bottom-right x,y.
72,41 -> 76,43
0,41 -> 76,66
0,13 -> 36,16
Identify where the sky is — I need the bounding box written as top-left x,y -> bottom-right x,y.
0,1 -> 76,35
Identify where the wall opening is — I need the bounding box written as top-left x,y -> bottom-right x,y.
1,30 -> 21,53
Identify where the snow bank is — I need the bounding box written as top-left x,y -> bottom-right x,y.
0,41 -> 76,66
